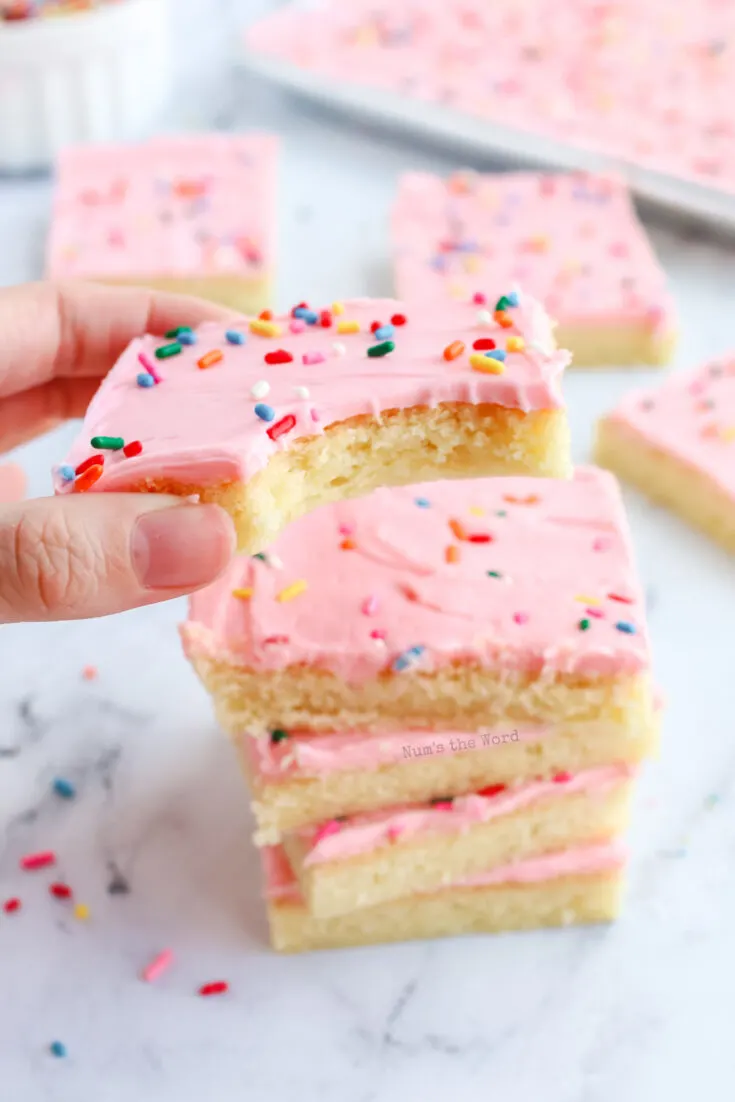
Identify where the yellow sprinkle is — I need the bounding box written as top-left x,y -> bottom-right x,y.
506,336 -> 525,353
73,903 -> 90,921
249,319 -> 281,338
468,506 -> 484,517
575,595 -> 601,606
332,301 -> 345,315
232,588 -> 253,600
721,426 -> 735,442
448,282 -> 467,300
277,580 -> 308,603
462,254 -> 481,275
470,353 -> 505,375
337,320 -> 360,334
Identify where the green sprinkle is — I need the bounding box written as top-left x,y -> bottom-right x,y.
155,342 -> 182,360
367,340 -> 395,358
487,570 -> 502,578
495,295 -> 511,312
270,729 -> 289,744
578,618 -> 591,631
90,435 -> 124,450
165,327 -> 192,339
495,510 -> 507,517
253,553 -> 267,562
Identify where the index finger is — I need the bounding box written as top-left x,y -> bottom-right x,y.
0,280 -> 241,401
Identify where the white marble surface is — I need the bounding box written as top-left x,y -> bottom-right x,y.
2,2 -> 735,1099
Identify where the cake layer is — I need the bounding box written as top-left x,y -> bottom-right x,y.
46,134 -> 277,304
184,467 -> 653,732
393,171 -> 676,367
596,357 -> 735,552
240,720 -> 657,839
262,841 -> 625,952
56,295 -> 571,553
282,764 -> 634,917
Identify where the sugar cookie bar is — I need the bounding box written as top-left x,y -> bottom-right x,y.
46,134 -> 277,314
281,764 -> 634,917
393,171 -> 676,367
263,842 -> 625,953
596,358 -> 735,552
55,295 -> 571,553
183,468 -> 655,734
241,721 -> 655,840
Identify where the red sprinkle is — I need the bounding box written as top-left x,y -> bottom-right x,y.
267,414 -> 297,441
370,320 -> 382,333
264,349 -> 294,365
259,310 -> 273,321
478,784 -> 507,798
123,440 -> 143,458
198,981 -> 229,997
3,898 -> 21,914
553,771 -> 573,784
49,883 -> 72,900
319,311 -> 333,328
472,292 -> 487,305
473,338 -> 496,350
608,593 -> 634,604
391,313 -> 407,326
73,465 -> 104,493
75,454 -> 105,476
468,533 -> 493,543
20,851 -> 56,871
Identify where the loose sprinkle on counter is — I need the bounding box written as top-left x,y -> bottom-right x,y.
141,949 -> 175,984
225,329 -> 246,345
3,898 -> 21,914
198,349 -> 224,370
49,1042 -> 67,1059
49,883 -> 72,900
250,319 -> 281,338
277,579 -> 308,602
198,982 -> 229,997
154,342 -> 182,359
90,436 -> 124,451
73,903 -> 90,921
52,777 -> 75,800
264,349 -> 294,365
367,340 -> 395,358
21,851 -> 56,871
254,403 -> 275,422
267,414 -> 297,441
443,340 -> 465,361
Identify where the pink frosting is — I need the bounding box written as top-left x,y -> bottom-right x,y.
296,763 -> 634,866
247,1 -> 735,197
603,357 -> 735,498
55,295 -> 568,494
46,134 -> 277,280
393,171 -> 674,331
261,840 -> 626,903
184,467 -> 650,679
246,724 -> 544,780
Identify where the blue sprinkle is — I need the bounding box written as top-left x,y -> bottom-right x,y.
293,307 -> 319,325
392,645 -> 426,672
57,465 -> 75,483
49,1042 -> 67,1059
414,497 -> 431,508
430,256 -> 447,272
485,349 -> 506,361
52,777 -> 76,800
506,291 -> 520,307
136,372 -> 155,388
615,621 -> 636,634
254,403 -> 276,423
374,324 -> 395,341
178,330 -> 197,346
225,329 -> 246,345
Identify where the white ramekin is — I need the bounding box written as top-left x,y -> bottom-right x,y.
0,0 -> 172,173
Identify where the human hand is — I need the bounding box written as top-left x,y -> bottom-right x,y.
0,282 -> 237,624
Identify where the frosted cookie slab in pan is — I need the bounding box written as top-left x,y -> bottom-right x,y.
183,467 -> 655,734
46,134 -> 277,314
262,841 -> 626,953
56,295 -> 571,554
281,763 -> 634,918
393,171 -> 676,367
596,358 -> 735,552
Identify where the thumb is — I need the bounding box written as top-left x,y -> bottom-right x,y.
0,493 -> 236,623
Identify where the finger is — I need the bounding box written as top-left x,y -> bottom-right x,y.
0,494 -> 236,624
0,464 -> 26,503
0,377 -> 100,455
0,281 -> 242,401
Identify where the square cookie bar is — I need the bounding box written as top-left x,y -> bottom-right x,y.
183,467 -> 656,736
393,171 -> 676,367
46,134 -> 276,313
596,357 -> 735,551
55,295 -> 571,553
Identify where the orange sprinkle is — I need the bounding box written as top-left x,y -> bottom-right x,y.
72,465 -> 103,493
340,538 -> 357,551
506,336 -> 525,353
443,340 -> 465,362
445,545 -> 461,564
81,665 -> 98,681
197,349 -> 223,370
494,311 -> 514,329
259,309 -> 273,320
449,518 -> 468,541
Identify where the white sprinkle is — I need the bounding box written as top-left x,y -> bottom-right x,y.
293,385 -> 310,399
251,380 -> 270,399
476,309 -> 493,326
268,554 -> 284,571
332,342 -> 346,356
